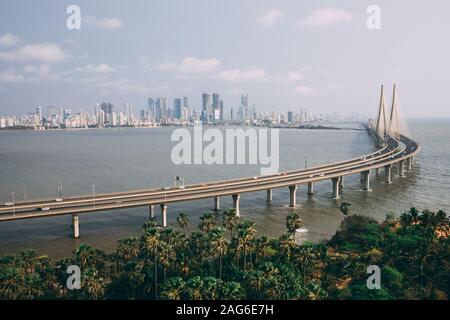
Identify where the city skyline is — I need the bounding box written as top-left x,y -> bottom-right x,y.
1,90 -> 353,129
1,1 -> 450,118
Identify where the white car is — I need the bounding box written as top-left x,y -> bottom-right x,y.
39,207 -> 50,211
4,202 -> 14,206
55,198 -> 63,202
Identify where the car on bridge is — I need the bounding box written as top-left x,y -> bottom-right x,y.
38,207 -> 50,211
4,202 -> 14,206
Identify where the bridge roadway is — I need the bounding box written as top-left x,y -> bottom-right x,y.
0,132 -> 420,238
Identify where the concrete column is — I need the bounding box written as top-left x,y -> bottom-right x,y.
266,189 -> 272,203
385,164 -> 392,184
149,205 -> 155,219
363,170 -> 371,191
399,160 -> 405,177
332,177 -> 340,199
375,167 -> 381,175
307,182 -> 314,195
72,214 -> 79,239
214,196 -> 220,211
160,204 -> 167,228
289,185 -> 297,207
407,157 -> 413,171
339,176 -> 345,189
232,194 -> 240,217
360,172 -> 365,182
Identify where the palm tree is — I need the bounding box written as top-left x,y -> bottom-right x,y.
278,233 -> 296,261
81,267 -> 105,300
235,220 -> 257,269
161,277 -> 185,300
340,202 -> 352,216
185,276 -> 204,300
255,236 -> 270,264
141,227 -> 161,299
209,227 -> 228,279
158,242 -> 175,282
286,212 -> 303,234
199,211 -> 217,233
220,281 -> 244,300
223,209 -> 239,238
177,212 -> 190,233
116,237 -> 139,264
203,276 -> 221,300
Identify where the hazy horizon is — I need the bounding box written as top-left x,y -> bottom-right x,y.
1,0 -> 450,118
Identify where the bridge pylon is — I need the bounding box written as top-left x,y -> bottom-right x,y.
375,84 -> 388,147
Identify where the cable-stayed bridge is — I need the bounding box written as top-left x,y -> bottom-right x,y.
0,85 -> 420,238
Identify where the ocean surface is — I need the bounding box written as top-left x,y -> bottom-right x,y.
0,120 -> 449,259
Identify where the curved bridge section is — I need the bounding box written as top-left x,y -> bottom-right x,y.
0,130 -> 420,238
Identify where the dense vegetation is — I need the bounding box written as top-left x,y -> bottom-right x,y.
0,208 -> 448,300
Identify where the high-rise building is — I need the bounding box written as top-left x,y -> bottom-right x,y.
63,109 -> 71,120
288,111 -> 294,123
100,102 -> 113,124
183,97 -> 189,120
148,98 -> 155,121
212,93 -> 220,123
155,98 -> 167,122
219,100 -> 224,121
36,106 -> 42,125
241,94 -> 249,120
46,106 -> 56,119
202,93 -> 211,123
173,98 -> 182,120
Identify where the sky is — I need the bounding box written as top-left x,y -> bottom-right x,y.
0,0 -> 449,118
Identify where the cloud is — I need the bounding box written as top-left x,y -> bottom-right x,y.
294,85 -> 316,96
0,67 -> 25,83
274,71 -> 304,82
296,8 -> 352,27
22,64 -> 58,81
0,64 -> 60,83
258,9 -> 283,28
0,43 -> 66,63
85,16 -> 123,29
217,68 -> 266,82
154,57 -> 221,74
0,33 -> 19,46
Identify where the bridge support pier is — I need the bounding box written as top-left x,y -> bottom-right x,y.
375,167 -> 381,175
385,164 -> 392,184
399,160 -> 406,177
149,205 -> 155,219
72,214 -> 79,239
266,189 -> 272,203
332,178 -> 340,199
362,170 -> 371,191
360,172 -> 365,182
232,194 -> 240,217
407,157 -> 413,171
160,204 -> 167,228
339,176 -> 345,189
214,196 -> 220,211
289,185 -> 297,207
307,182 -> 314,195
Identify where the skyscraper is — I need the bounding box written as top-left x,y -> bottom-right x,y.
148,98 -> 155,121
183,97 -> 189,121
155,98 -> 167,122
241,94 -> 249,120
212,93 -> 220,123
219,100 -> 224,122
202,93 -> 211,123
173,98 -> 182,120
36,106 -> 42,123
